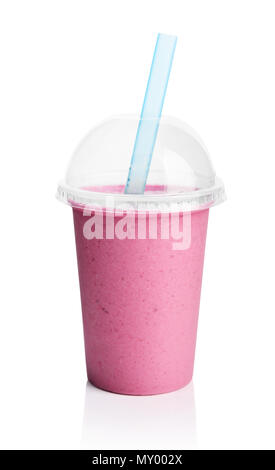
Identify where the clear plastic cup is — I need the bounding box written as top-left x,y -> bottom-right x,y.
57,115 -> 225,395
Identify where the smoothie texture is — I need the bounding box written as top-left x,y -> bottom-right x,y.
73,205 -> 209,395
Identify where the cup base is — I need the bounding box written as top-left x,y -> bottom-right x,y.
87,375 -> 193,396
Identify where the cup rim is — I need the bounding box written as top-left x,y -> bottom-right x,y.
57,176 -> 226,213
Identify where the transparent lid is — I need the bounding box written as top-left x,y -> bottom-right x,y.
57,115 -> 225,213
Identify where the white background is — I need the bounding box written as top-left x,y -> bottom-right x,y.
0,0 -> 275,450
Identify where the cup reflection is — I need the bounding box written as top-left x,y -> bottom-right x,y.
82,381 -> 197,449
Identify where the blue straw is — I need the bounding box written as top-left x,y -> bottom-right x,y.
125,33 -> 177,194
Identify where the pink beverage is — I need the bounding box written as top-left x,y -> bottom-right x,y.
72,201 -> 208,395
57,116 -> 225,395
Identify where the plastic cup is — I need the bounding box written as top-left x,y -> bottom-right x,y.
57,115 -> 225,395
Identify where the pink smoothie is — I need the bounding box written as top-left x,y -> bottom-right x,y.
72,188 -> 209,395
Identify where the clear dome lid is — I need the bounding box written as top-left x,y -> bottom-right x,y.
57,115 -> 225,213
